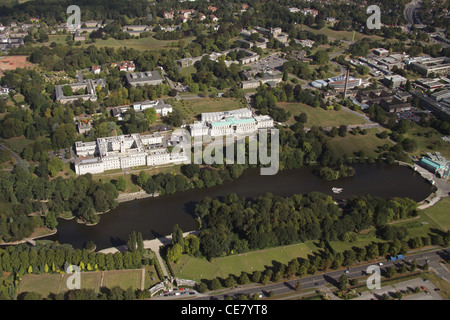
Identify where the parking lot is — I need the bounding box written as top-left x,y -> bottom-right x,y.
354,277 -> 442,300
396,107 -> 425,123
248,53 -> 287,75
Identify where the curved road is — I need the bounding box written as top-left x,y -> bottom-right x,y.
0,143 -> 28,168
404,0 -> 423,26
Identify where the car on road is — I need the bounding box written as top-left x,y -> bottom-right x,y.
379,262 -> 384,266
345,270 -> 350,274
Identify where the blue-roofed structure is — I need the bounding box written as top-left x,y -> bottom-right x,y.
420,157 -> 443,173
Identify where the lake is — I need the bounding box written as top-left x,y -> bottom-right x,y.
46,163 -> 434,250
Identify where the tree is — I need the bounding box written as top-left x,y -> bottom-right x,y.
143,108 -> 157,124
184,234 -> 200,256
338,274 -> 348,291
313,50 -> 329,65
385,267 -> 397,278
297,112 -> 308,123
137,171 -> 149,187
197,282 -> 207,293
210,277 -> 222,290
167,243 -> 183,263
238,272 -> 250,285
224,275 -> 237,288
338,125 -> 347,137
127,231 -> 137,252
114,176 -> 127,192
171,224 -> 184,249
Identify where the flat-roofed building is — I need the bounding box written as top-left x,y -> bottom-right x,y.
126,71 -> 164,87
383,75 -> 408,88
409,57 -> 450,77
431,90 -> 450,102
373,48 -> 390,57
55,79 -> 101,104
189,108 -> 273,137
74,133 -> 187,175
201,108 -> 252,123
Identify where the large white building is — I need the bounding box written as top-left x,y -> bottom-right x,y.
74,133 -> 187,175
189,108 -> 273,137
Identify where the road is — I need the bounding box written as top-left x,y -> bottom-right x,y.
404,0 -> 423,26
189,248 -> 449,300
0,143 -> 29,168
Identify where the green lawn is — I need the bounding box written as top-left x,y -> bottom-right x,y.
17,269 -> 145,298
171,242 -> 318,281
81,36 -> 196,51
278,102 -> 368,127
295,26 -> 382,42
422,197 -> 450,232
403,124 -> 450,159
143,265 -> 160,290
330,129 -> 393,158
330,212 -> 444,254
0,136 -> 33,155
170,98 -> 244,123
101,269 -> 142,290
17,274 -> 63,298
179,65 -> 197,77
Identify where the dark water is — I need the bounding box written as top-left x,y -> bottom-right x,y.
46,163 -> 434,250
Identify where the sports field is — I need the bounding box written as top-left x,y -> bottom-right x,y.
171,242 -> 318,281
16,268 -> 150,298
278,102 -> 367,127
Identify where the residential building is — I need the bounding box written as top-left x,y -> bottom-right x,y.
118,60 -> 136,72
91,65 -> 101,75
133,100 -> 173,116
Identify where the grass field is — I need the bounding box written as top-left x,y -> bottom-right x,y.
171,242 -> 319,281
330,129 -> 393,158
17,268 -> 146,298
403,124 -> 450,159
101,269 -> 142,291
171,98 -> 244,123
295,26 -> 383,42
0,136 -> 33,154
422,197 -> 450,232
81,36 -> 196,51
179,65 -> 197,77
277,102 -> 368,127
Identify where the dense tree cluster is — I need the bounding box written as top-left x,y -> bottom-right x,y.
193,192 -> 421,259
0,167 -> 118,242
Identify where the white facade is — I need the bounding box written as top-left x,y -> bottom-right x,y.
189,109 -> 274,138
74,133 -> 186,175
